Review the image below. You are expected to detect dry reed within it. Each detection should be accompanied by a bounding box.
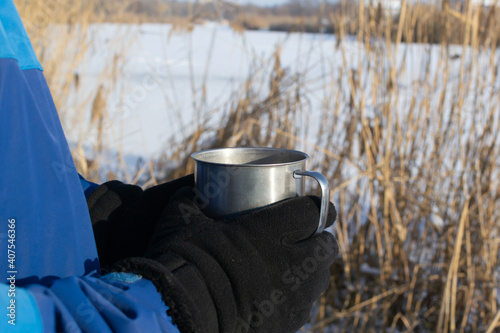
[15,0,500,332]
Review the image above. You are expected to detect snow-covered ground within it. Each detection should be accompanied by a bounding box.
[61,22,345,158]
[58,22,499,163]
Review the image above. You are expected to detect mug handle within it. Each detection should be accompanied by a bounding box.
[293,171,330,234]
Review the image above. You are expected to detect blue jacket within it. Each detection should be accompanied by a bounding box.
[0,1,179,331]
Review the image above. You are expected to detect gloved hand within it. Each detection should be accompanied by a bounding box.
[110,187,338,333]
[87,174,194,268]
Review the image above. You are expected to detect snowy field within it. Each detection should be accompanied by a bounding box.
[62,22,337,157]
[57,22,499,165]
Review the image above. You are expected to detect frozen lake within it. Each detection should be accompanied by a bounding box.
[56,22,499,180]
[61,22,346,158]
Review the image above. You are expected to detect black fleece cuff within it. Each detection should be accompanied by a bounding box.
[110,256,219,333]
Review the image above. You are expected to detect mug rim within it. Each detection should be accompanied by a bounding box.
[191,147,310,167]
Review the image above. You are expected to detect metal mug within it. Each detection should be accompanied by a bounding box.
[191,147,330,233]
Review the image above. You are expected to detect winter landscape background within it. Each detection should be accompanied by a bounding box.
[15,0,500,332]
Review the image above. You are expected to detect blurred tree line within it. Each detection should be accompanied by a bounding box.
[33,0,499,45]
[124,0,340,21]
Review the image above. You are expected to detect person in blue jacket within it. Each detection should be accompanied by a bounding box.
[0,1,338,332]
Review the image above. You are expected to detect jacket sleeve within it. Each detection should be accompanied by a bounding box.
[79,174,99,198]
[0,273,180,333]
[0,0,101,283]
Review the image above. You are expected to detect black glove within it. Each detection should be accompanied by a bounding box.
[87,174,194,268]
[110,187,338,333]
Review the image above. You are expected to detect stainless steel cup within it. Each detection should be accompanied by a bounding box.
[191,147,330,233]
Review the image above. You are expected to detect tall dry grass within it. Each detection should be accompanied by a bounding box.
[15,0,500,332]
[314,1,500,332]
